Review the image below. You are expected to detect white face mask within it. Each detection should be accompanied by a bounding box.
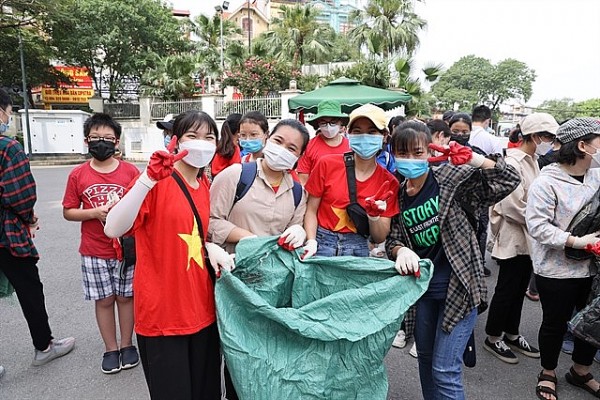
[535,140,553,156]
[262,140,298,171]
[321,124,340,139]
[178,140,216,168]
[591,152,600,169]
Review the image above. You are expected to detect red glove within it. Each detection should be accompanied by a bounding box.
[585,242,600,256]
[364,181,393,218]
[146,137,188,181]
[428,142,473,165]
[277,236,295,251]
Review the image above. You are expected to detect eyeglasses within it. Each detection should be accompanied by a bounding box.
[317,121,339,128]
[88,136,117,143]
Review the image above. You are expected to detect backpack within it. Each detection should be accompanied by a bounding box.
[233,162,302,209]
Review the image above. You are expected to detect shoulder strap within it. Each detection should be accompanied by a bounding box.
[171,172,216,284]
[234,161,258,206]
[343,152,358,203]
[291,181,302,209]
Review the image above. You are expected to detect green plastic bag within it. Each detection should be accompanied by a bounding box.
[0,270,14,298]
[215,237,432,400]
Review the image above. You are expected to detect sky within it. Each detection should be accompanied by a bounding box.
[170,0,600,106]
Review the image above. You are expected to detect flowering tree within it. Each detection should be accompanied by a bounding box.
[224,57,299,97]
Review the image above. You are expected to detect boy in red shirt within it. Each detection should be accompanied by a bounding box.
[62,113,140,374]
[297,100,350,185]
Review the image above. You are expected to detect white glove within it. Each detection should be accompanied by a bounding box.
[394,247,421,275]
[301,239,318,260]
[137,169,157,190]
[467,153,486,168]
[279,225,307,249]
[572,232,600,249]
[205,242,236,273]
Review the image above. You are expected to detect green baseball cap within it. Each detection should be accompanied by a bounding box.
[306,100,348,128]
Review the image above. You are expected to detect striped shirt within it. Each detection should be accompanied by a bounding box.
[0,137,38,258]
[386,156,520,332]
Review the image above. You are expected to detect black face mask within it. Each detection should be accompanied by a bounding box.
[450,134,470,146]
[88,140,116,161]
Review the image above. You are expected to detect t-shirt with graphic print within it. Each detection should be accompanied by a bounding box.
[402,170,451,299]
[305,154,399,233]
[62,160,140,259]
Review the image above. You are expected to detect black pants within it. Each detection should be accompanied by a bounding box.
[0,248,53,350]
[536,275,596,370]
[485,255,532,337]
[138,323,221,400]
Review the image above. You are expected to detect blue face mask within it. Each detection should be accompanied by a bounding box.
[349,134,383,159]
[0,115,11,135]
[394,158,429,179]
[240,139,264,154]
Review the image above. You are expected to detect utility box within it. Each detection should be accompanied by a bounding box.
[19,109,90,155]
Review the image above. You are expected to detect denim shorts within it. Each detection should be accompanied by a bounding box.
[315,226,369,257]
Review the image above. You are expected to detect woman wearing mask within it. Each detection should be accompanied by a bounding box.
[526,118,600,400]
[238,111,268,163]
[209,119,310,254]
[297,100,350,185]
[387,121,519,400]
[302,104,400,259]
[104,110,235,400]
[483,113,558,366]
[211,113,242,178]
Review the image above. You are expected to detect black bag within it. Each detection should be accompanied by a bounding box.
[344,152,370,238]
[121,236,136,267]
[565,187,600,260]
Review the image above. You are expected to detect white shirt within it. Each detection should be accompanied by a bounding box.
[468,125,505,155]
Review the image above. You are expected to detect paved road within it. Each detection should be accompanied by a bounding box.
[0,165,596,399]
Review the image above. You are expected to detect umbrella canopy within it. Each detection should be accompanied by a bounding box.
[288,77,412,114]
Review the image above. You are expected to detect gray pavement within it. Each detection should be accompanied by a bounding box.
[0,164,597,399]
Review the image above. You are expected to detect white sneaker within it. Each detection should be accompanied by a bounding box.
[409,342,418,358]
[32,337,75,366]
[392,330,407,348]
[0,365,5,379]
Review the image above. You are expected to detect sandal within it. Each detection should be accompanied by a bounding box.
[526,290,540,301]
[536,370,558,400]
[565,366,600,398]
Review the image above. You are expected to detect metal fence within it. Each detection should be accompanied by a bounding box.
[150,99,203,120]
[104,102,140,119]
[215,97,281,120]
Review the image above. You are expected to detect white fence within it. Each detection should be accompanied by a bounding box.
[150,99,203,120]
[215,97,281,120]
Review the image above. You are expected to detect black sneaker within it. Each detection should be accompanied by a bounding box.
[484,338,518,364]
[120,346,140,370]
[505,335,540,358]
[101,350,121,374]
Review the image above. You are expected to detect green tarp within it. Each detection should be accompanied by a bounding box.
[216,237,431,400]
[0,270,14,298]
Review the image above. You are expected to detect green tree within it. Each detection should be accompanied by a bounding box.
[49,0,189,101]
[140,54,201,100]
[263,4,334,68]
[328,59,391,89]
[192,13,242,75]
[223,57,298,97]
[349,0,427,59]
[0,0,62,30]
[575,98,600,118]
[394,57,443,117]
[535,98,577,122]
[431,55,536,112]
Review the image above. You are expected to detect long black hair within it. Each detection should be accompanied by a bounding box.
[172,110,219,141]
[216,113,242,159]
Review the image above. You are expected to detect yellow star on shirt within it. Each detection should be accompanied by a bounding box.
[178,217,205,271]
[332,206,357,233]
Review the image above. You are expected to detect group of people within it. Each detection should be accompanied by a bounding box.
[2,83,600,400]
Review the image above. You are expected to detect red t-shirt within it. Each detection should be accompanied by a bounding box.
[296,134,350,174]
[211,146,241,177]
[305,154,400,233]
[62,160,140,258]
[131,171,215,336]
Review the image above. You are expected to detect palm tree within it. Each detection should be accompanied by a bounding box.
[141,54,201,100]
[394,57,443,117]
[192,13,242,75]
[262,4,334,68]
[349,0,427,59]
